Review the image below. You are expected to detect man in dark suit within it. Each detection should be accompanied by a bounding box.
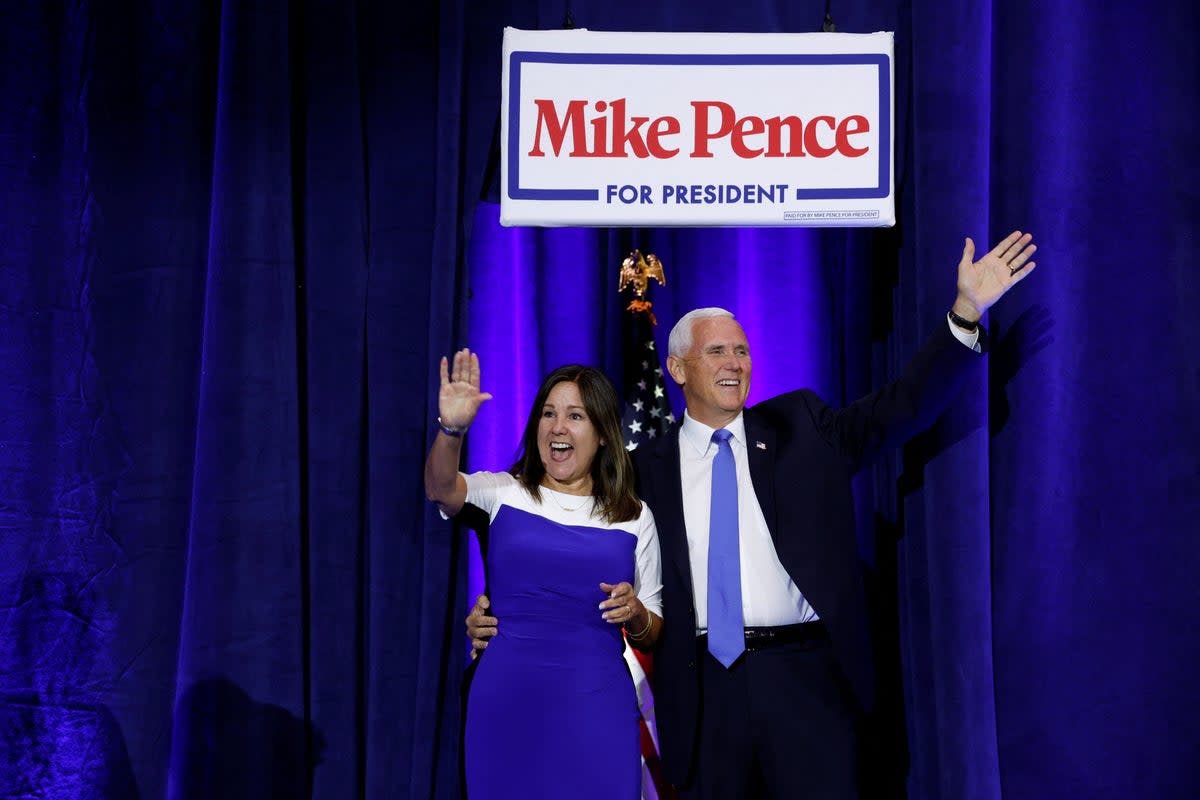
[468,231,1037,798]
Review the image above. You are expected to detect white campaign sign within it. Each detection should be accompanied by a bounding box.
[500,28,894,228]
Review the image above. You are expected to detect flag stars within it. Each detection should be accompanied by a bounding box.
[624,328,675,445]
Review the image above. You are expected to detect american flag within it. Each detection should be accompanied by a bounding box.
[620,304,675,451]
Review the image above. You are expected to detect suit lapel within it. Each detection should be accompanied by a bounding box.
[744,410,778,538]
[651,428,694,603]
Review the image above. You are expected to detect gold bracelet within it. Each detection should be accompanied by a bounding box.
[626,611,652,640]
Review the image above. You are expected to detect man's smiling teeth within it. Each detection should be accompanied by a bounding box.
[717,379,739,386]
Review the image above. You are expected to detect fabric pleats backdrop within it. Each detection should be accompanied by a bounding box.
[1,1,1197,799]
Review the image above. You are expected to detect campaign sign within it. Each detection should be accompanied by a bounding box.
[500,28,894,227]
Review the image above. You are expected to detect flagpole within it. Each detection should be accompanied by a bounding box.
[617,249,677,800]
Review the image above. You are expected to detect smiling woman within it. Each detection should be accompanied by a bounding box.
[509,364,640,521]
[423,351,663,800]
[536,382,603,494]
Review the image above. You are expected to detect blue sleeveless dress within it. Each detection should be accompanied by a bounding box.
[464,489,647,799]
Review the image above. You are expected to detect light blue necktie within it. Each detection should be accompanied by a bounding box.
[707,428,744,667]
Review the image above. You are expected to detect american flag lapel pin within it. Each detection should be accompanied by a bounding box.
[755,441,766,450]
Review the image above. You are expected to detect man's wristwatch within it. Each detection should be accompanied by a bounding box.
[948,309,979,332]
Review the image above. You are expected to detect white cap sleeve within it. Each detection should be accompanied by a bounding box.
[632,502,663,619]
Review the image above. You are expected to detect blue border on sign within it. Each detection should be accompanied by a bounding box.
[507,51,892,202]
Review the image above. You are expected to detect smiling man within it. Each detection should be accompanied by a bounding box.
[634,231,1036,799]
[666,314,752,425]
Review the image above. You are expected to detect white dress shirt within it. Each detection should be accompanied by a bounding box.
[681,316,979,631]
[679,411,818,630]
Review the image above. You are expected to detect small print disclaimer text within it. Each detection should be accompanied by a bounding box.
[783,210,881,221]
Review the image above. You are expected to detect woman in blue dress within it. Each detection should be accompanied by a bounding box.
[425,348,663,800]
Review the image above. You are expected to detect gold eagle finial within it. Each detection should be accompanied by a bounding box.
[618,250,666,323]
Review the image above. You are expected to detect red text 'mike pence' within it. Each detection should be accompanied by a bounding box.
[526,99,872,160]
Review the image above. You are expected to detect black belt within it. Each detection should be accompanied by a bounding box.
[697,621,828,652]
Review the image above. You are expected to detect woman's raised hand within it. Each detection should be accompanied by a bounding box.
[439,348,493,432]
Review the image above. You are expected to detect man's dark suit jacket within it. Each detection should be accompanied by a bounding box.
[633,325,982,787]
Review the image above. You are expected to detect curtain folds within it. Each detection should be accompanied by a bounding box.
[1,1,1196,798]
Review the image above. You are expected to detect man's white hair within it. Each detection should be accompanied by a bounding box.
[668,307,736,357]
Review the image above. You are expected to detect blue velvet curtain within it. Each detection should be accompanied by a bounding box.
[2,1,1197,799]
